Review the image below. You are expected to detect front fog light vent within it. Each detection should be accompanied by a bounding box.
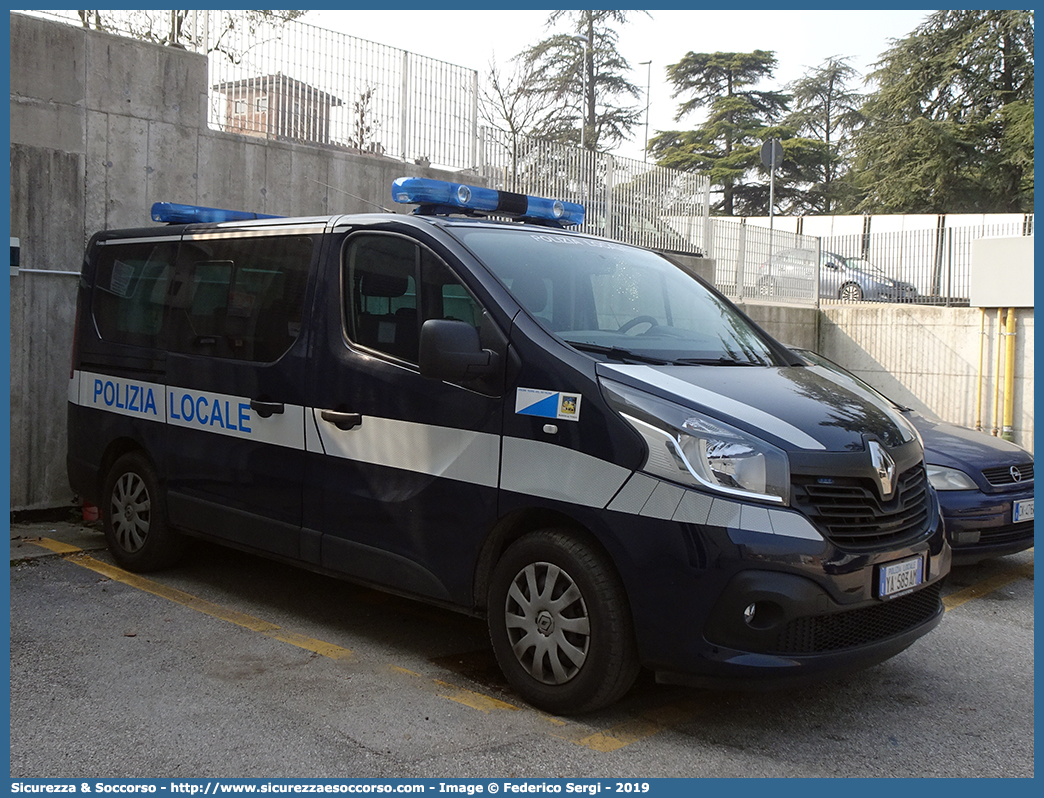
[742,600,784,630]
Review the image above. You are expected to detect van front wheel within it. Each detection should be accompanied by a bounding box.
[487,530,639,714]
[102,452,184,572]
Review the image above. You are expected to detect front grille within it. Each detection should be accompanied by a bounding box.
[792,465,931,549]
[772,582,942,654]
[982,463,1034,487]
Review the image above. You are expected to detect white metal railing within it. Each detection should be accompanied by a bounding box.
[822,222,1033,305]
[36,7,1024,306]
[478,128,711,255]
[201,13,478,169]
[28,10,479,170]
[705,216,1033,307]
[707,219,821,305]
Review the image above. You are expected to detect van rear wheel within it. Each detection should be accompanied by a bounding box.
[487,530,639,714]
[102,452,184,572]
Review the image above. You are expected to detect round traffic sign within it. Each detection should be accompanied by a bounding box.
[760,138,784,169]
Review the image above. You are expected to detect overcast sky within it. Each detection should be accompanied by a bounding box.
[304,8,934,161]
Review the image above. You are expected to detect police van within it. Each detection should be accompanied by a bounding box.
[68,177,950,713]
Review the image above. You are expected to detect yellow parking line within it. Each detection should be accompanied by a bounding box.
[35,534,1031,752]
[30,538,354,660]
[433,679,520,714]
[554,700,705,752]
[29,537,82,556]
[943,561,1034,612]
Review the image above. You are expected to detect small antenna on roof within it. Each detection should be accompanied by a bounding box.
[314,180,393,213]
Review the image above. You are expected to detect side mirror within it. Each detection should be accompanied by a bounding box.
[419,319,500,382]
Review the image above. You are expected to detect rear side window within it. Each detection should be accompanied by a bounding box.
[92,234,314,362]
[169,235,313,362]
[92,240,179,349]
[344,233,483,364]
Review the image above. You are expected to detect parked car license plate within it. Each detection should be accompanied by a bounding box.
[1013,498,1034,523]
[878,555,924,599]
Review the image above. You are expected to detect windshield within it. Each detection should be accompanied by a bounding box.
[451,227,782,365]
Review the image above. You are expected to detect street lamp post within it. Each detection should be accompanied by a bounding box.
[638,60,651,162]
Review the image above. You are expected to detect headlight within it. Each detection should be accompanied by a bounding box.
[926,464,978,491]
[602,379,790,504]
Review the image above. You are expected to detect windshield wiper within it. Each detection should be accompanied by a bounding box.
[672,356,762,366]
[564,341,671,365]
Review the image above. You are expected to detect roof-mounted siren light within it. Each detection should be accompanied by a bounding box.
[391,177,584,227]
[151,202,284,225]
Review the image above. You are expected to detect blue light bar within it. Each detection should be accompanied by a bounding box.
[151,202,283,224]
[391,177,585,226]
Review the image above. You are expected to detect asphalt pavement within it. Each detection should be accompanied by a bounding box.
[9,512,1035,778]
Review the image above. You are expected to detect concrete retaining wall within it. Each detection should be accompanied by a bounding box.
[7,14,466,510]
[7,13,1035,510]
[819,305,1034,452]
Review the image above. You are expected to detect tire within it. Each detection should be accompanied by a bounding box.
[757,277,777,297]
[101,452,184,572]
[840,282,863,301]
[487,529,640,714]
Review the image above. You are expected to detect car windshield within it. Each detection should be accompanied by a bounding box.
[451,226,782,366]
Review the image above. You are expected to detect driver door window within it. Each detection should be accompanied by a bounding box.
[344,234,483,364]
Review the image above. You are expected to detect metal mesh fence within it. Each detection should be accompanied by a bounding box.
[30,10,479,169]
[707,217,1034,307]
[478,128,711,255]
[707,220,822,304]
[821,222,1033,305]
[202,14,478,169]
[27,10,1030,306]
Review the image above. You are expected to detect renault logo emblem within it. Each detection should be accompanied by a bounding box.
[868,441,898,500]
[1010,465,1023,483]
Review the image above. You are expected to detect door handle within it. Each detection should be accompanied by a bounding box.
[249,399,285,419]
[321,410,363,431]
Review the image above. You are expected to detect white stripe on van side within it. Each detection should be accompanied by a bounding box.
[78,371,166,423]
[314,411,500,488]
[166,386,306,450]
[69,370,823,540]
[600,364,827,451]
[183,226,327,240]
[500,437,630,508]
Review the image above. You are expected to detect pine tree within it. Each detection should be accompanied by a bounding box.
[785,57,865,214]
[651,51,789,215]
[852,10,1034,213]
[519,10,646,151]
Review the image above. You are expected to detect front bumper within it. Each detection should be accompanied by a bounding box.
[656,565,946,689]
[940,487,1035,565]
[600,476,950,688]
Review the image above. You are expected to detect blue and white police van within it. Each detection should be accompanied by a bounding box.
[67,177,950,713]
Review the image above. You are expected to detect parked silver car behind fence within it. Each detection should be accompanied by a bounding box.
[758,249,919,302]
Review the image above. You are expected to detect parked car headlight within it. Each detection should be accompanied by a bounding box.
[601,378,790,504]
[926,464,978,491]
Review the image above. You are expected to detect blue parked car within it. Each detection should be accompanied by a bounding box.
[792,348,1034,565]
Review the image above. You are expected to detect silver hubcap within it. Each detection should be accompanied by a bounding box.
[111,472,150,553]
[504,561,590,685]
